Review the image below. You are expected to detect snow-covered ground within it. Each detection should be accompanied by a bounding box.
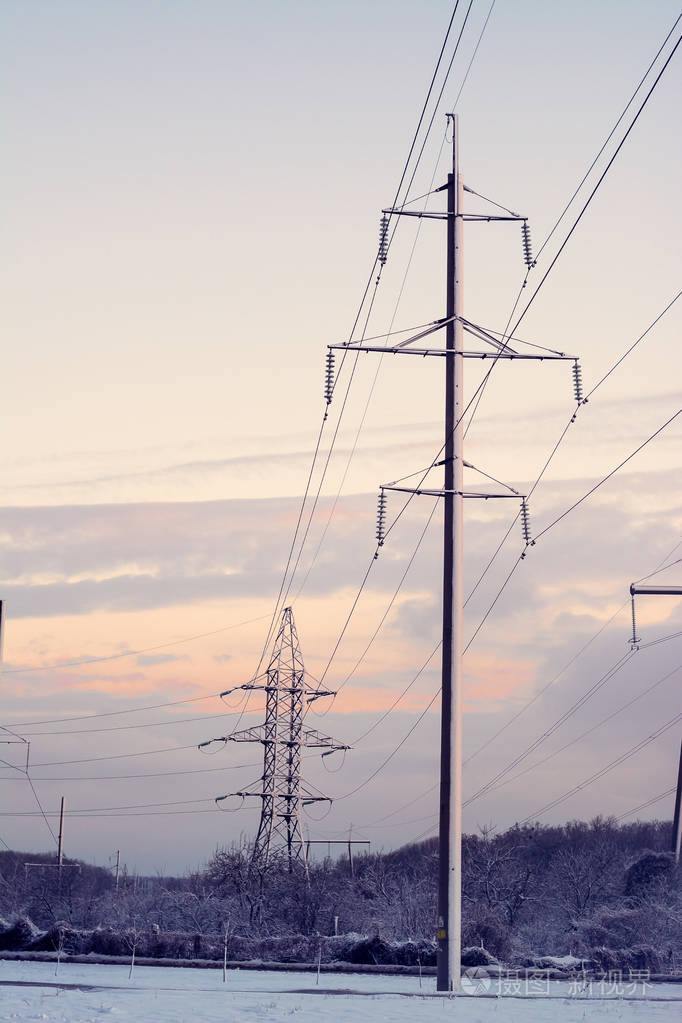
[0,960,680,1023]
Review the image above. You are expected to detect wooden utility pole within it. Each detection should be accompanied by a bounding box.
[436,112,463,994]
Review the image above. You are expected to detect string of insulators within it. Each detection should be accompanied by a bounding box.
[378,214,389,266]
[375,489,387,553]
[521,220,535,270]
[572,360,583,403]
[630,595,640,648]
[520,498,532,545]
[324,350,335,405]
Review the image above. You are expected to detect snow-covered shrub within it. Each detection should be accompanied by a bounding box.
[29,921,89,954]
[461,946,498,967]
[624,852,673,897]
[0,915,41,951]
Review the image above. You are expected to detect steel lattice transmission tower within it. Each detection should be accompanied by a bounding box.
[209,607,348,870]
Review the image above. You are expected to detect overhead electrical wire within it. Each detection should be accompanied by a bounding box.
[14,709,256,739]
[461,24,682,435]
[0,743,201,770]
[288,1,485,609]
[293,0,495,610]
[460,405,681,672]
[24,12,678,838]
[1,808,220,820]
[533,10,682,268]
[639,629,682,651]
[533,408,681,543]
[2,795,217,816]
[584,292,680,401]
[340,502,440,701]
[615,788,676,823]
[352,641,441,746]
[462,650,637,808]
[333,686,442,802]
[463,602,628,766]
[237,0,478,696]
[460,294,681,630]
[353,537,681,828]
[255,1,495,702]
[25,773,58,846]
[5,693,224,729]
[317,407,679,817]
[0,761,264,783]
[3,614,272,676]
[320,393,680,829]
[319,415,678,838]
[519,710,682,824]
[479,662,682,799]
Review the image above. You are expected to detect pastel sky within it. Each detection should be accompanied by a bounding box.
[1,0,680,874]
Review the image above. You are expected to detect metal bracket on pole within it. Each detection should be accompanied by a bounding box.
[628,583,682,646]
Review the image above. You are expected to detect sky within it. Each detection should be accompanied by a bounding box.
[1,0,681,875]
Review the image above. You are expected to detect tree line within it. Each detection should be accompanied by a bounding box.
[0,816,679,971]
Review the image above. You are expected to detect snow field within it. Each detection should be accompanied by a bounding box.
[0,960,680,1023]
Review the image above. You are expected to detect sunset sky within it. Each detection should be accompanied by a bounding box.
[1,0,681,874]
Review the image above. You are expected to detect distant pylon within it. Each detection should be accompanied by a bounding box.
[208,607,349,871]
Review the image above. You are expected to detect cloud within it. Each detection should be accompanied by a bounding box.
[213,653,232,664]
[136,652,185,666]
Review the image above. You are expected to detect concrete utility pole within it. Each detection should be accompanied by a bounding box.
[57,796,65,868]
[436,112,464,994]
[673,740,682,863]
[628,582,682,860]
[327,116,576,995]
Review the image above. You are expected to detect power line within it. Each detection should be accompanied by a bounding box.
[481,663,682,799]
[251,0,477,669]
[463,601,628,766]
[533,11,682,267]
[25,775,58,846]
[1,808,220,819]
[330,501,440,707]
[334,687,441,802]
[0,743,200,770]
[461,22,682,436]
[462,651,636,808]
[460,295,682,634]
[361,539,681,829]
[458,407,681,671]
[352,641,441,745]
[616,787,676,823]
[14,709,253,738]
[519,711,682,824]
[533,408,681,543]
[0,761,264,782]
[285,4,497,683]
[509,28,682,339]
[3,614,272,675]
[2,796,215,816]
[584,292,680,401]
[289,2,488,609]
[640,629,682,651]
[4,692,224,728]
